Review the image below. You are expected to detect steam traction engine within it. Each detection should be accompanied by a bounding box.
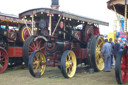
[20,8,109,78]
[0,13,32,73]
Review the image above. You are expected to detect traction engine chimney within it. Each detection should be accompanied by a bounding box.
[51,0,59,10]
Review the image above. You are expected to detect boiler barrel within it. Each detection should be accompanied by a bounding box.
[44,40,70,54]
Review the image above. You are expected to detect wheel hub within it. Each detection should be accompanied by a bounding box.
[66,60,73,68]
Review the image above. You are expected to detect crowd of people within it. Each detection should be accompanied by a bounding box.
[101,38,120,72]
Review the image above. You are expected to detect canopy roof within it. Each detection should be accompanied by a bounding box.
[107,0,128,17]
[19,8,109,26]
[0,12,31,25]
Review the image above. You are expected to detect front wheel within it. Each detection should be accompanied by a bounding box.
[61,50,77,78]
[28,51,46,78]
[115,49,128,84]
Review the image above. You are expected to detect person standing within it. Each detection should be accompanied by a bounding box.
[108,38,115,66]
[113,39,120,61]
[102,39,112,72]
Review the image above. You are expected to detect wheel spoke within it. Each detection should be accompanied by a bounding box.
[29,46,35,51]
[68,67,71,73]
[39,47,44,50]
[67,54,70,60]
[35,41,39,50]
[31,41,36,50]
[37,41,41,49]
[65,67,68,73]
[99,42,103,47]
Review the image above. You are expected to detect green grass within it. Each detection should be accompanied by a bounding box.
[0,66,128,85]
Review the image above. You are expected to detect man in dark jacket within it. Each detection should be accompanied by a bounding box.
[113,39,120,61]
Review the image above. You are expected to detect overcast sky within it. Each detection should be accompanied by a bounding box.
[0,0,116,34]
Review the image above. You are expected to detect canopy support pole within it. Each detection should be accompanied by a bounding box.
[124,0,127,33]
[113,5,122,32]
[23,18,31,36]
[31,15,34,35]
[48,15,52,36]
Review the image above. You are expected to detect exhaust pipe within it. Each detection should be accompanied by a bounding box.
[51,0,59,10]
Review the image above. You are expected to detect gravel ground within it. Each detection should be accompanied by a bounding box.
[0,66,128,85]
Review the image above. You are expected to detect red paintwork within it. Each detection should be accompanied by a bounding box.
[72,43,81,48]
[72,30,81,41]
[84,25,94,43]
[46,52,61,66]
[94,27,99,35]
[72,48,88,59]
[63,41,71,50]
[7,47,22,57]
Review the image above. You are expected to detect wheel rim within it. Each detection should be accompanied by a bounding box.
[95,37,104,71]
[21,26,32,42]
[120,51,127,83]
[29,38,45,58]
[65,51,76,78]
[0,48,8,73]
[32,51,46,76]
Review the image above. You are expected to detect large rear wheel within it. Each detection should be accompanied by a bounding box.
[28,51,46,78]
[115,49,128,84]
[87,36,96,66]
[23,36,46,66]
[91,36,105,71]
[0,47,8,73]
[61,50,77,78]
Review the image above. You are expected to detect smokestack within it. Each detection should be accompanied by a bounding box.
[51,0,59,10]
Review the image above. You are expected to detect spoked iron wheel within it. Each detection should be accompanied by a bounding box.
[20,26,32,42]
[0,47,8,73]
[87,36,96,66]
[115,49,128,84]
[61,50,77,78]
[91,36,105,71]
[23,35,46,66]
[28,51,46,78]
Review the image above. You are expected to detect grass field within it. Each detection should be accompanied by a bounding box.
[0,66,128,85]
